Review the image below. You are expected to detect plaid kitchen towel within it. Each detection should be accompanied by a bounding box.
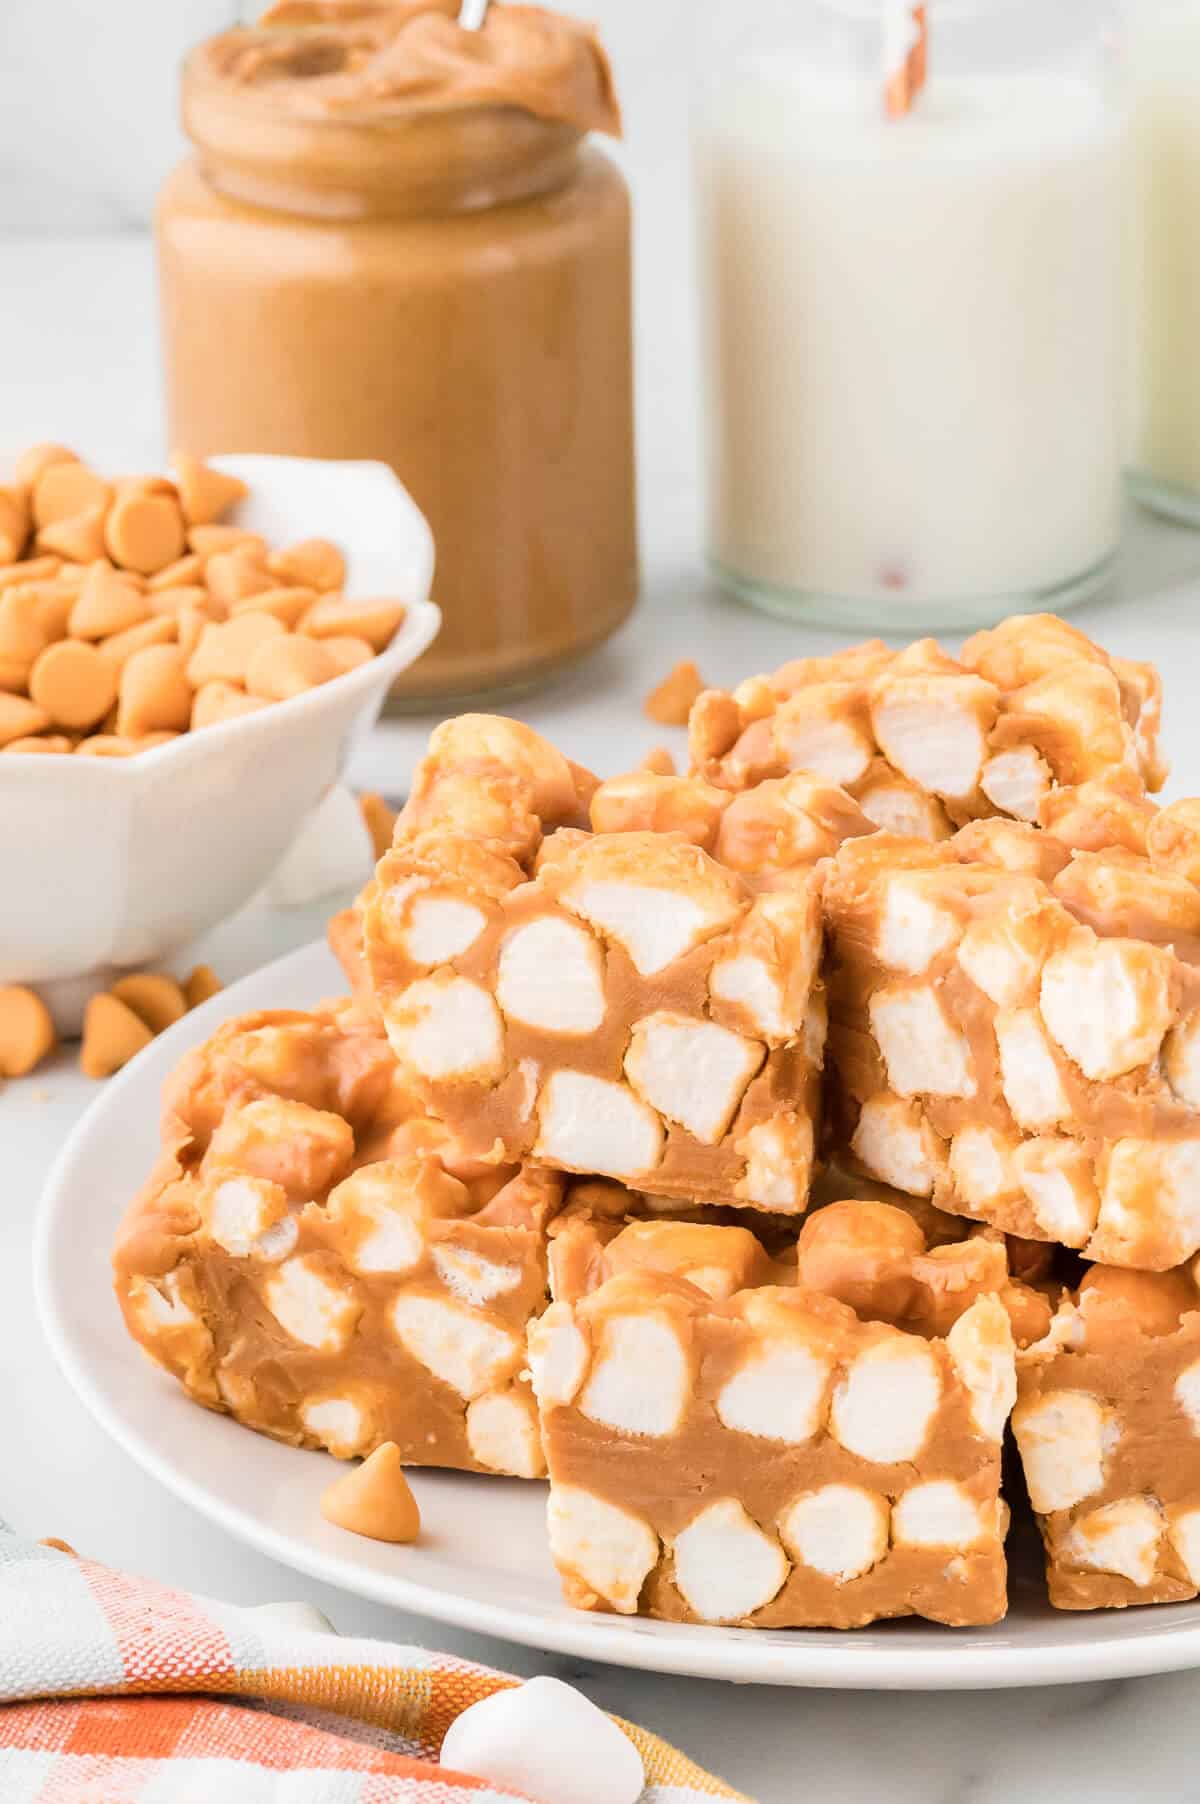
[0,1535,751,1802]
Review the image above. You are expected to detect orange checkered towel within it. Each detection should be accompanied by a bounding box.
[0,1534,752,1801]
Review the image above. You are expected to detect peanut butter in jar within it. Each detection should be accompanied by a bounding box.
[157,1,638,701]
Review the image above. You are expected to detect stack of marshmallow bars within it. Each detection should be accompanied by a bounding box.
[116,614,1200,1629]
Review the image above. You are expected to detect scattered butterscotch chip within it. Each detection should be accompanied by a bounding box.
[0,985,57,1077]
[0,692,51,747]
[245,633,339,700]
[301,596,406,652]
[359,791,397,859]
[110,972,188,1035]
[99,615,177,670]
[80,992,155,1077]
[173,452,250,527]
[105,491,188,576]
[38,503,108,566]
[14,443,78,493]
[269,537,345,593]
[69,564,150,640]
[183,964,223,1009]
[639,744,676,776]
[28,639,118,732]
[322,634,375,676]
[230,585,316,628]
[32,462,112,530]
[320,1443,421,1544]
[117,644,193,737]
[38,1537,78,1557]
[644,659,706,727]
[190,680,269,731]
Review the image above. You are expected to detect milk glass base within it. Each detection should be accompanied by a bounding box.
[709,550,1118,636]
[1127,470,1200,531]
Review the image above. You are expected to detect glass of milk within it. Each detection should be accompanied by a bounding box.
[694,0,1126,630]
[1127,0,1200,526]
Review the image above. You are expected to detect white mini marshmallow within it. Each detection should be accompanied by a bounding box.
[300,1396,366,1459]
[1095,1138,1200,1270]
[1013,1139,1100,1246]
[709,953,788,1043]
[564,878,738,977]
[128,1271,196,1331]
[528,1304,590,1407]
[546,1486,659,1614]
[716,1343,831,1443]
[1168,1507,1200,1586]
[439,1676,644,1804]
[265,1257,358,1353]
[893,1481,987,1550]
[850,1094,942,1197]
[830,1339,942,1465]
[465,1389,545,1479]
[389,975,504,1082]
[779,1484,889,1582]
[1040,939,1174,1083]
[432,1245,522,1307]
[580,1313,689,1438]
[871,678,991,801]
[327,1169,425,1275]
[392,891,488,966]
[994,1009,1071,1131]
[946,1297,1017,1443]
[624,1012,764,1145]
[672,1498,789,1623]
[859,784,948,842]
[878,882,960,975]
[1165,1013,1200,1110]
[207,1175,289,1259]
[390,1294,520,1400]
[869,985,976,1099]
[736,1116,813,1212]
[978,748,1052,823]
[956,911,1048,1010]
[948,1127,1019,1210]
[535,1070,664,1179]
[777,710,873,788]
[1012,1390,1114,1513]
[1065,1496,1163,1588]
[1174,1359,1200,1434]
[496,915,607,1035]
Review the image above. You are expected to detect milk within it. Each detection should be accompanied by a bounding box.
[696,62,1124,627]
[1127,2,1200,520]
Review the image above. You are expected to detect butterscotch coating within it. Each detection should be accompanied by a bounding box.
[823,834,1200,1271]
[689,615,1164,837]
[115,1002,560,1479]
[1014,1265,1200,1609]
[532,1211,1017,1629]
[362,717,850,1213]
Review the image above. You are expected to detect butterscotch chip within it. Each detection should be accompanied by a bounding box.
[0,556,60,589]
[175,604,211,663]
[173,453,250,527]
[300,596,405,652]
[110,972,188,1035]
[230,586,316,628]
[147,553,205,593]
[0,986,56,1077]
[2,735,74,754]
[28,639,118,731]
[188,525,267,560]
[14,443,78,492]
[190,680,269,731]
[80,992,155,1078]
[0,692,49,747]
[99,615,177,670]
[33,463,112,530]
[645,660,706,727]
[147,585,210,617]
[105,492,188,576]
[244,634,338,700]
[38,1538,77,1558]
[134,732,183,752]
[29,580,79,641]
[0,660,31,692]
[269,538,345,593]
[640,745,676,776]
[75,735,138,758]
[319,1443,421,1544]
[0,588,51,668]
[117,645,193,737]
[322,635,375,675]
[38,504,108,566]
[359,791,397,860]
[183,964,223,1008]
[69,564,150,639]
[186,613,285,687]
[206,546,275,610]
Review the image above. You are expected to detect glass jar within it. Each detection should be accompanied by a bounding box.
[1126,0,1200,527]
[694,0,1125,632]
[158,13,638,702]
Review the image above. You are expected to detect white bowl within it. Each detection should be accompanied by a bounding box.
[1,455,439,1009]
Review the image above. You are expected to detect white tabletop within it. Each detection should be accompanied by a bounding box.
[6,235,1200,1803]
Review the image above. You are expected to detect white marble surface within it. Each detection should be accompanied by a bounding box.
[5,233,1200,1803]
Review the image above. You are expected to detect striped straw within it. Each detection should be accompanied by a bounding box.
[883,2,928,118]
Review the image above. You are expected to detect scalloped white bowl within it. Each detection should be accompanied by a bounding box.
[2,455,438,1008]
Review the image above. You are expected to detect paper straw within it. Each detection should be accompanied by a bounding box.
[883,2,928,119]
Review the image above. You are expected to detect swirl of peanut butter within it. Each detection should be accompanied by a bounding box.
[195,0,621,136]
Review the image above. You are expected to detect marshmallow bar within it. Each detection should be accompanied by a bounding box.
[1014,1264,1200,1609]
[531,1195,1036,1629]
[114,1003,560,1478]
[823,832,1200,1270]
[361,716,875,1212]
[689,614,1166,838]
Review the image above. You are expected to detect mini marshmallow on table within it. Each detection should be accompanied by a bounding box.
[440,1676,644,1804]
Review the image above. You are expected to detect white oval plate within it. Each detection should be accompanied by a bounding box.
[34,940,1200,1690]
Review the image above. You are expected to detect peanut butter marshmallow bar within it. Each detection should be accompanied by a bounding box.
[1014,1264,1200,1610]
[689,614,1165,840]
[530,1195,1040,1630]
[114,1004,561,1478]
[361,716,875,1212]
[823,832,1200,1270]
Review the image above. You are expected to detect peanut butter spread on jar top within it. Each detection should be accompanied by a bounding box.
[159,1,638,701]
